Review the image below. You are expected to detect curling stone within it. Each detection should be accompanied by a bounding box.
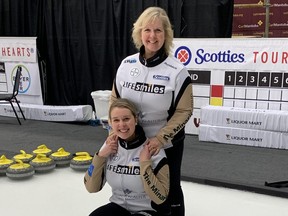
[50,147,72,166]
[13,150,34,163]
[0,155,14,176]
[32,144,52,156]
[30,154,56,173]
[6,159,35,179]
[70,152,92,171]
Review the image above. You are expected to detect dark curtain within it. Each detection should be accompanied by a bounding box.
[0,0,40,36]
[0,0,234,107]
[43,1,119,105]
[181,0,234,37]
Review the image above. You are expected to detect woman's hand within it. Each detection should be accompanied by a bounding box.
[140,144,153,161]
[98,134,118,157]
[147,137,163,156]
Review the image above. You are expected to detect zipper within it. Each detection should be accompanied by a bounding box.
[122,148,129,210]
[139,58,148,119]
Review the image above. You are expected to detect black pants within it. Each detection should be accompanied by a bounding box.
[164,138,185,216]
[89,202,162,216]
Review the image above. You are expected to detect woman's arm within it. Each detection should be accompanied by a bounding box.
[84,153,106,193]
[156,80,193,145]
[84,136,118,192]
[140,145,170,204]
[140,160,169,204]
[148,78,193,153]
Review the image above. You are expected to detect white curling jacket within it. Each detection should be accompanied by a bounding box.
[111,46,193,147]
[84,125,169,213]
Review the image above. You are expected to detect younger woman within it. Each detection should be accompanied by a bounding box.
[84,98,170,216]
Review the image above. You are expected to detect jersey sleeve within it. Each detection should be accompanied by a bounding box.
[84,153,106,193]
[156,68,193,145]
[140,158,170,204]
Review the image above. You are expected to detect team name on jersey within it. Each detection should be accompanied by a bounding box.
[122,81,165,94]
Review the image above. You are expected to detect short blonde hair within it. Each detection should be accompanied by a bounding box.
[132,7,174,55]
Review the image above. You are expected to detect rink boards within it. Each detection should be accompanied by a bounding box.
[199,106,288,149]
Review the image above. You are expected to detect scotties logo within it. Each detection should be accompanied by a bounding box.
[174,46,192,66]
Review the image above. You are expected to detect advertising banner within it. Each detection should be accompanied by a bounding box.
[233,0,288,37]
[0,37,43,105]
[0,37,37,62]
[201,105,288,132]
[199,124,287,149]
[172,38,288,135]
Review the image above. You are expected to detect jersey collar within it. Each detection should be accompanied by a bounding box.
[139,45,168,67]
[119,125,147,149]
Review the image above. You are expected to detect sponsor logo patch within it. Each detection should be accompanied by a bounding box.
[153,75,170,81]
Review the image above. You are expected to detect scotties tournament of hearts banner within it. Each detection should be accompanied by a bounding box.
[0,37,43,105]
[173,38,288,135]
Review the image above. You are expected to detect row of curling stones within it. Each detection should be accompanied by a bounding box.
[0,145,93,179]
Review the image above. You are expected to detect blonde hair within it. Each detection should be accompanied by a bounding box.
[109,98,138,120]
[132,7,174,55]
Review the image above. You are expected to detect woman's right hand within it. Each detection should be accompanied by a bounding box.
[98,134,118,157]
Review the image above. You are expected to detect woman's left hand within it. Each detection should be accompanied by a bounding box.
[139,144,152,161]
[147,137,163,156]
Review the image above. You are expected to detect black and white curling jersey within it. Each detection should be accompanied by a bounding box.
[84,125,169,213]
[111,46,193,147]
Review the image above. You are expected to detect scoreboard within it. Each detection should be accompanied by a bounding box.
[224,71,288,110]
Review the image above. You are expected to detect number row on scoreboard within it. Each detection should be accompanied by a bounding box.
[225,71,288,88]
